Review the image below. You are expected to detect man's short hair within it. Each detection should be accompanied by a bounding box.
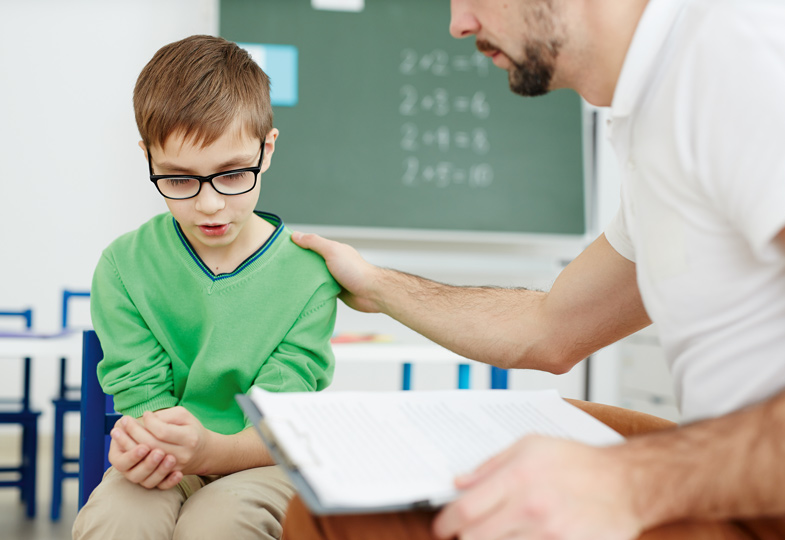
[134,35,272,149]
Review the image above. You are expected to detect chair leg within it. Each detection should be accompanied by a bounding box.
[19,424,29,505]
[51,403,65,521]
[22,420,37,519]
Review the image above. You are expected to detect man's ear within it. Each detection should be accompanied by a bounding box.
[261,128,280,173]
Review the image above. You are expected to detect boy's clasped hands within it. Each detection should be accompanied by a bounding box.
[108,407,211,490]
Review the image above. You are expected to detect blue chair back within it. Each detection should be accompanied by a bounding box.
[61,290,91,330]
[58,289,90,398]
[0,308,33,329]
[77,330,120,508]
[0,309,34,410]
[51,291,91,520]
[0,308,39,518]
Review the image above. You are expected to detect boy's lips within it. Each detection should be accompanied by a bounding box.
[198,223,230,236]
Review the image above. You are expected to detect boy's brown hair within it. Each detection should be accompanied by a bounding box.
[134,35,272,149]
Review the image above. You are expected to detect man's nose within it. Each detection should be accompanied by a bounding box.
[449,0,480,39]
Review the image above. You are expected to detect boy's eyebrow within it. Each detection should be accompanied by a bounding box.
[156,152,259,174]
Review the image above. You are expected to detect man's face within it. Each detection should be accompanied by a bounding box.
[450,0,565,97]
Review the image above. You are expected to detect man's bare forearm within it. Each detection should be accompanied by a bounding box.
[292,231,650,373]
[618,389,785,528]
[367,235,651,372]
[374,268,554,369]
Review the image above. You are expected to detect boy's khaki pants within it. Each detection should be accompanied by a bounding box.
[282,400,785,540]
[73,464,293,540]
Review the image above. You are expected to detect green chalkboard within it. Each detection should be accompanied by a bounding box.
[220,0,586,236]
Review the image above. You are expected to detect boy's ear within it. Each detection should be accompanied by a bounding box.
[261,128,280,173]
[138,140,148,161]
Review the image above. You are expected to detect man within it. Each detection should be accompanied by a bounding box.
[286,0,785,538]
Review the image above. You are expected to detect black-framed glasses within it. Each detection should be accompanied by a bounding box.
[148,144,265,200]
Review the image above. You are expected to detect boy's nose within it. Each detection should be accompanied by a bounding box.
[449,0,480,39]
[194,182,226,214]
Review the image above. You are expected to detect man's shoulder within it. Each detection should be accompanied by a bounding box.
[663,0,785,115]
[684,0,785,42]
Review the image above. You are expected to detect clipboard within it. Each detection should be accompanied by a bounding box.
[236,393,439,515]
[237,388,622,516]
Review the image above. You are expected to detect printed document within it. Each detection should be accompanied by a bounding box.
[245,388,623,512]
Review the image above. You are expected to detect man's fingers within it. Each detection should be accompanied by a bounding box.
[452,499,527,540]
[291,231,332,256]
[292,231,383,314]
[433,440,543,539]
[433,471,509,540]
[454,438,521,489]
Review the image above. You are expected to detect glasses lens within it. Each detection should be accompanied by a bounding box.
[213,171,256,195]
[158,177,200,199]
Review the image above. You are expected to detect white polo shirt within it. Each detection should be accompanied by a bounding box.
[604,0,785,423]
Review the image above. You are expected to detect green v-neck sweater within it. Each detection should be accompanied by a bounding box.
[91,211,340,435]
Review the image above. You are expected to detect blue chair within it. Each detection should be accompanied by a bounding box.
[78,330,120,509]
[0,308,41,518]
[51,289,90,520]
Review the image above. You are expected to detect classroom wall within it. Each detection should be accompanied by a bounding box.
[0,0,219,434]
[0,0,632,435]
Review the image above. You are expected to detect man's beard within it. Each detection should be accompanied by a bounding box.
[508,41,559,97]
[478,37,562,97]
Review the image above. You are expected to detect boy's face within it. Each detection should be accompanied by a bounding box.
[143,127,278,259]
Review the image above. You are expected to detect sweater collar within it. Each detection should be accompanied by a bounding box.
[172,211,285,282]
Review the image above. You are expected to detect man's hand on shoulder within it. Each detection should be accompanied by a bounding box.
[291,231,387,313]
[432,436,642,540]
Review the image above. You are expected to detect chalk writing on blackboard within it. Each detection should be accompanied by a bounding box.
[399,49,495,189]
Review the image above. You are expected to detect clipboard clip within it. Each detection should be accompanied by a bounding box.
[258,418,322,472]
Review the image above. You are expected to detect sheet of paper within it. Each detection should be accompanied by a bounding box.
[250,388,622,509]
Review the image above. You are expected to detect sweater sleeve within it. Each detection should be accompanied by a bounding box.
[245,280,339,401]
[91,250,180,417]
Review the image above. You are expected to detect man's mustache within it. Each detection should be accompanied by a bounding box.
[476,39,500,55]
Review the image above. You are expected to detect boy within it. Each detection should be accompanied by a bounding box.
[72,35,340,539]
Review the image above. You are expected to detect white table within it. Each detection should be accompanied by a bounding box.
[0,330,83,359]
[331,340,508,390]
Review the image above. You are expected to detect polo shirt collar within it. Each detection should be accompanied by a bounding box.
[611,0,689,118]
